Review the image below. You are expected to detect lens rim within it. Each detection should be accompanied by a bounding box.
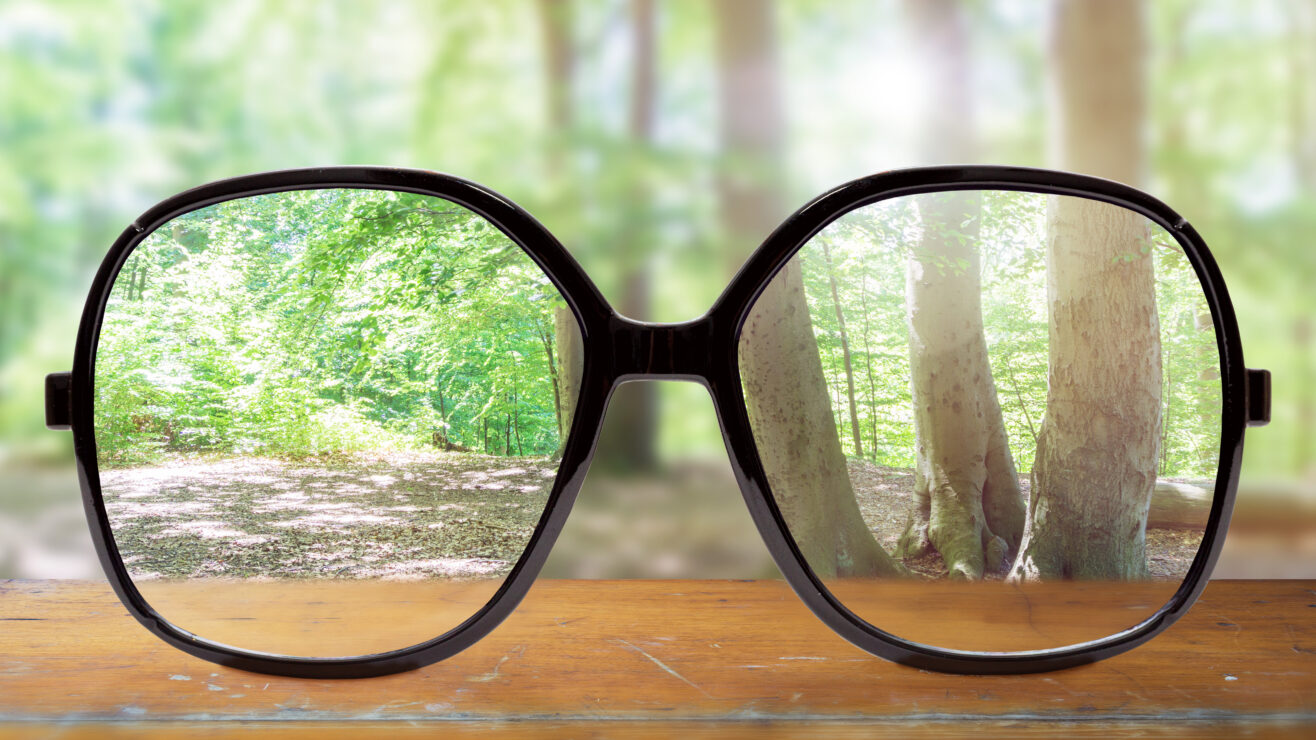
[715,166,1247,674]
[70,168,611,677]
[65,165,1250,677]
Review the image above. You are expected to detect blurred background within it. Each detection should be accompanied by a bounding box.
[0,0,1312,580]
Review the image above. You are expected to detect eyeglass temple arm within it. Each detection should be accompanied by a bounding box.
[1245,368,1271,427]
[45,372,72,431]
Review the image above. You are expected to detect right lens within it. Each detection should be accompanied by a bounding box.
[93,188,583,658]
[738,189,1222,652]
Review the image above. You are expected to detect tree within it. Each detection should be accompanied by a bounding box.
[1012,0,1162,580]
[594,0,659,470]
[717,0,905,578]
[894,0,1026,580]
[820,240,864,459]
[536,0,585,453]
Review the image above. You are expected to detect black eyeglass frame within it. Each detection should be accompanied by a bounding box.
[46,165,1270,678]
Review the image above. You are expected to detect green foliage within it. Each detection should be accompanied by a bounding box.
[94,190,571,466]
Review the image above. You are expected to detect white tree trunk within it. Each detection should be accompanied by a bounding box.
[896,0,1025,579]
[1013,0,1161,580]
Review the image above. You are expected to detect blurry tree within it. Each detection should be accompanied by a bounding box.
[536,0,585,449]
[594,0,659,470]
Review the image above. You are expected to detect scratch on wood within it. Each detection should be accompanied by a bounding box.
[1168,685,1200,703]
[467,646,524,683]
[613,638,711,698]
[1042,677,1084,698]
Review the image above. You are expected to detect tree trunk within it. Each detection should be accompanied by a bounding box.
[739,261,905,578]
[554,305,584,451]
[713,0,785,273]
[821,240,864,459]
[895,0,1025,579]
[717,0,904,578]
[537,0,574,169]
[858,249,880,462]
[537,0,586,458]
[538,322,564,439]
[895,192,1025,579]
[1290,0,1316,194]
[1013,0,1161,580]
[437,388,448,448]
[124,264,139,302]
[512,386,524,456]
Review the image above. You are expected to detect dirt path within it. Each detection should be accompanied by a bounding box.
[101,452,1200,582]
[102,451,555,581]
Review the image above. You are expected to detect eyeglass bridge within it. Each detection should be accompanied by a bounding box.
[608,316,715,382]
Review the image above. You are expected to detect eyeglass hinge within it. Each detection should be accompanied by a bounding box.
[45,372,73,431]
[1245,368,1270,427]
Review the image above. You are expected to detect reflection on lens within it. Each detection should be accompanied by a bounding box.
[739,191,1221,652]
[94,189,582,658]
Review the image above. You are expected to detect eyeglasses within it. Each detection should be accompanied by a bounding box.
[46,165,1268,678]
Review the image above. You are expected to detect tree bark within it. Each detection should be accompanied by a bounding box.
[895,0,1025,579]
[1013,0,1161,581]
[718,0,904,578]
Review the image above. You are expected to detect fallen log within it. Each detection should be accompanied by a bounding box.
[1149,480,1213,530]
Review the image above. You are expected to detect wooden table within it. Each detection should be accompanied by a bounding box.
[1,579,1313,737]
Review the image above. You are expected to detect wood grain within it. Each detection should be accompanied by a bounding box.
[0,579,1312,725]
[0,721,1312,739]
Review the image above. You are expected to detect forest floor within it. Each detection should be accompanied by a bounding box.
[847,459,1204,580]
[101,451,555,581]
[100,451,1200,581]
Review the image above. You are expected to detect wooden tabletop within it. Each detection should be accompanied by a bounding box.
[1,578,1313,735]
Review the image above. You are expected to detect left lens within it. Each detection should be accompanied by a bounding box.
[93,188,583,658]
[737,189,1222,652]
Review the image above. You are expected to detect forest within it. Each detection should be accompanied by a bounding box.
[1,0,1309,598]
[96,189,577,465]
[764,189,1220,583]
[799,193,1218,479]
